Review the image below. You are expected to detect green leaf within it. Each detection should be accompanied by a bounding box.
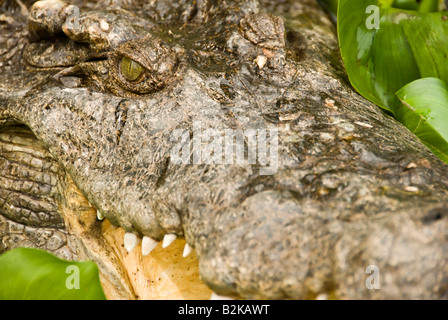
[401,15,448,83]
[325,0,443,14]
[0,248,106,300]
[418,0,439,13]
[338,0,448,114]
[396,77,448,163]
[393,0,419,10]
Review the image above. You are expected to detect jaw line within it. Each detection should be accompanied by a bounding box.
[59,172,213,300]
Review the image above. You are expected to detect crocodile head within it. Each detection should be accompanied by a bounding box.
[1,0,448,299]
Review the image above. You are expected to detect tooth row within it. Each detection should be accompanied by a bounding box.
[123,232,193,257]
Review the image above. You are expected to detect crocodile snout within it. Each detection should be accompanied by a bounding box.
[195,190,448,299]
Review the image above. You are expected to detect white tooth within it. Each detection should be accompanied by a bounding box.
[316,293,329,300]
[162,233,177,248]
[142,236,158,256]
[210,292,234,300]
[96,210,104,221]
[124,232,139,252]
[183,243,193,258]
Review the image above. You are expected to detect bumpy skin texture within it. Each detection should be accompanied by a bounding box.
[0,125,80,259]
[0,0,448,299]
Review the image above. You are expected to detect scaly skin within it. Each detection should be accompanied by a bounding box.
[0,0,447,299]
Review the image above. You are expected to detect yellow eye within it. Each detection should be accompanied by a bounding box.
[120,56,144,82]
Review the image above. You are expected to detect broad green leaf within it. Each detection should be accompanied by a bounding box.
[323,0,443,15]
[393,0,419,10]
[0,248,106,300]
[338,0,448,114]
[396,78,448,163]
[401,16,448,82]
[418,0,440,13]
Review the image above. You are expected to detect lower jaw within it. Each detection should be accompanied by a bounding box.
[100,221,212,299]
[0,124,212,300]
[60,169,213,300]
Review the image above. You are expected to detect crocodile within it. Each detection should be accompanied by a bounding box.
[0,0,447,300]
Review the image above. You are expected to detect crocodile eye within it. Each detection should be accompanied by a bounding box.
[120,56,144,82]
[109,37,182,95]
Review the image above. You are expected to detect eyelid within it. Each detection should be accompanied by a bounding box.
[109,38,182,95]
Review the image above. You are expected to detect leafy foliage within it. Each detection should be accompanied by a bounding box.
[321,0,448,163]
[0,248,106,300]
[396,78,448,163]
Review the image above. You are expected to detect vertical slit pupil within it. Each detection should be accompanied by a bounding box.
[121,56,143,81]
